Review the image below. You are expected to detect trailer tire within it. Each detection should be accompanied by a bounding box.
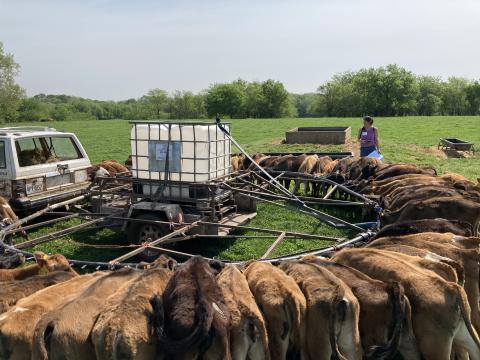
[127,213,170,262]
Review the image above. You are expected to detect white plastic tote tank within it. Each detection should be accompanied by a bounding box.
[130,122,231,186]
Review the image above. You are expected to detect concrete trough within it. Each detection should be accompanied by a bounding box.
[286,126,351,145]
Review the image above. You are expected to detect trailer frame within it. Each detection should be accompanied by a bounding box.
[0,120,379,269]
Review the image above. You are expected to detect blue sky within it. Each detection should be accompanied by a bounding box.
[1,0,479,100]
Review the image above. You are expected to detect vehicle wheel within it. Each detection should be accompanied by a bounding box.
[127,213,170,262]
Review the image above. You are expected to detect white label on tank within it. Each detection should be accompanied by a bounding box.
[155,143,169,160]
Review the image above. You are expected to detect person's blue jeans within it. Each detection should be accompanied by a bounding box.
[360,146,377,157]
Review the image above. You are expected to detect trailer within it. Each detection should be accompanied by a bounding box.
[0,120,379,269]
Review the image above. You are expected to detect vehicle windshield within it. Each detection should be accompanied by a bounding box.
[15,136,83,167]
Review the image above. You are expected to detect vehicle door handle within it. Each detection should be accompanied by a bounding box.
[57,164,69,174]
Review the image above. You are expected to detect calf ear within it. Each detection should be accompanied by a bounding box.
[208,259,225,273]
[167,259,177,271]
[33,251,48,267]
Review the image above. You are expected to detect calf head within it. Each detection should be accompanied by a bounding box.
[361,164,379,180]
[151,254,177,271]
[34,252,75,274]
[208,259,225,274]
[237,154,246,170]
[95,167,110,179]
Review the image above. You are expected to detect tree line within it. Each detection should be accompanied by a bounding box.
[303,64,480,117]
[1,42,480,122]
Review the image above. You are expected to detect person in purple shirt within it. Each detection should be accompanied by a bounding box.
[358,115,380,157]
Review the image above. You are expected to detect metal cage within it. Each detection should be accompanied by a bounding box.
[129,121,232,204]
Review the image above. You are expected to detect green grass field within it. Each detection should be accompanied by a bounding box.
[10,116,480,262]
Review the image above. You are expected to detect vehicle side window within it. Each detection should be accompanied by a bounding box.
[16,136,83,167]
[0,141,5,169]
[16,138,42,167]
[48,137,82,160]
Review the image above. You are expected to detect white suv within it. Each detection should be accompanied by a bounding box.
[0,127,91,213]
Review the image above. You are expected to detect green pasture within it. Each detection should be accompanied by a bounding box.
[10,116,480,262]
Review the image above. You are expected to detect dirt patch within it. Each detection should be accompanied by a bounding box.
[345,139,359,156]
[429,145,476,159]
[271,137,360,156]
[409,145,475,159]
[443,149,476,158]
[404,145,447,159]
[427,146,448,159]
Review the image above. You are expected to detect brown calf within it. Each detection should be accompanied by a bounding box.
[311,156,335,196]
[32,268,141,360]
[150,256,231,360]
[294,155,318,194]
[88,160,129,180]
[348,157,384,181]
[243,261,306,360]
[0,252,75,282]
[383,185,465,211]
[0,271,77,314]
[382,196,480,234]
[0,272,105,360]
[332,248,480,360]
[371,219,474,239]
[92,255,176,360]
[372,177,447,197]
[217,265,269,360]
[373,164,436,181]
[369,234,480,334]
[358,173,433,193]
[366,244,461,284]
[231,154,243,172]
[279,260,362,360]
[302,255,420,360]
[314,156,334,175]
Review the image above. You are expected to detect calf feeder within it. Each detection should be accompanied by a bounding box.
[438,138,475,153]
[0,120,378,269]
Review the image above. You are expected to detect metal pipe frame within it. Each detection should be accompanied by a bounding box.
[0,121,380,270]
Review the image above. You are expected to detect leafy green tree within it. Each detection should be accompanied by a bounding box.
[205,80,246,118]
[353,65,418,116]
[465,81,480,115]
[441,77,470,115]
[417,76,443,115]
[141,88,169,119]
[193,93,207,119]
[169,91,198,119]
[18,98,52,121]
[258,79,291,118]
[245,82,263,118]
[290,93,326,118]
[319,72,361,117]
[286,94,298,117]
[383,64,419,116]
[292,93,318,117]
[306,94,327,117]
[10,63,480,121]
[51,104,70,121]
[0,42,25,122]
[316,65,420,116]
